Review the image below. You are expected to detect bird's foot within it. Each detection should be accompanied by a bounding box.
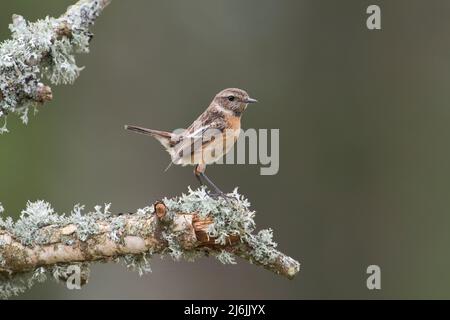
[206,189,234,201]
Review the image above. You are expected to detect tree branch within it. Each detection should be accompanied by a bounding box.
[0,188,300,299]
[0,0,111,132]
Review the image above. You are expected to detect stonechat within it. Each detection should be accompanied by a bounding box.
[125,88,257,196]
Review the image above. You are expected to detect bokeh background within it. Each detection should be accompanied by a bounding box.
[1,0,450,299]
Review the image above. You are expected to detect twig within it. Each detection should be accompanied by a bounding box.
[0,0,111,132]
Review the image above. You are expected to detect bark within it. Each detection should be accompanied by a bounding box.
[0,201,300,280]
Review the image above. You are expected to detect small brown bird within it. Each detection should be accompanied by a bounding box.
[125,88,257,196]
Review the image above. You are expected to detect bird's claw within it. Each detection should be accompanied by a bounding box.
[206,189,234,201]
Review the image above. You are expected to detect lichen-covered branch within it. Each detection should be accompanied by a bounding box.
[0,0,111,133]
[0,188,300,299]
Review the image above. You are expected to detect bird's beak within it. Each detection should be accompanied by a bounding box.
[245,97,258,104]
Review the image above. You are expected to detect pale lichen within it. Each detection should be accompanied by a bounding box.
[215,250,237,265]
[119,251,153,276]
[0,263,89,299]
[161,230,184,261]
[244,228,279,266]
[164,187,256,247]
[109,215,127,244]
[0,267,47,299]
[0,0,110,133]
[161,187,280,268]
[68,203,111,241]
[12,200,63,245]
[0,187,289,299]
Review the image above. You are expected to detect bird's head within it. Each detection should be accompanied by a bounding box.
[214,88,257,116]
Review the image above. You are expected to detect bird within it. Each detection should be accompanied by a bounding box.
[125,88,258,196]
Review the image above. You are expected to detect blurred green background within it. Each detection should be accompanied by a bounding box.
[1,0,450,299]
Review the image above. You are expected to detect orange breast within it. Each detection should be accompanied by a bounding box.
[224,115,241,149]
[226,115,241,131]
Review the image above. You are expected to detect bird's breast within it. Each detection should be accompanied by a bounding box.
[226,115,241,132]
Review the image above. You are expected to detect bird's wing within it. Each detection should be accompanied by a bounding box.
[171,119,226,164]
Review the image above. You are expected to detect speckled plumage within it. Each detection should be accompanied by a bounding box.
[125,88,257,194]
[126,88,257,169]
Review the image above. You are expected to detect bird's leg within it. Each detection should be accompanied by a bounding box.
[195,174,204,187]
[194,165,205,187]
[200,172,227,197]
[194,164,228,198]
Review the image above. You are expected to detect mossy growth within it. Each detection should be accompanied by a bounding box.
[163,187,279,266]
[0,0,105,133]
[0,187,279,299]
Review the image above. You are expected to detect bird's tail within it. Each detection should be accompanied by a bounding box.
[125,125,174,152]
[125,125,171,138]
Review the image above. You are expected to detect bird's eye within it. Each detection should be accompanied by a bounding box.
[228,96,235,102]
